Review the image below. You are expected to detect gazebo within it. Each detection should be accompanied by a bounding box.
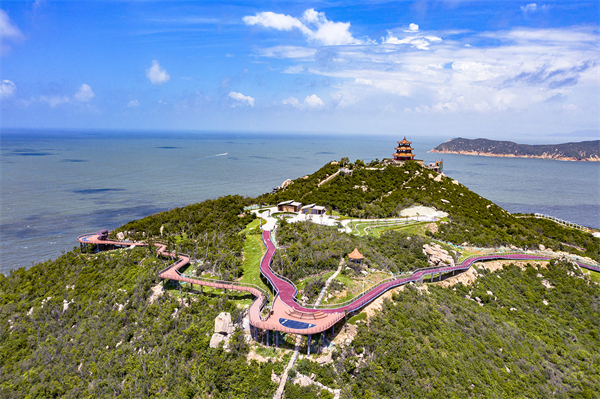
[348,248,364,264]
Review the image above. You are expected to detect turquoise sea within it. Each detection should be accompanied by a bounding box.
[1,129,599,274]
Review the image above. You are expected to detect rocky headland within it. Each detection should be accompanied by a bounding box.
[431,137,600,161]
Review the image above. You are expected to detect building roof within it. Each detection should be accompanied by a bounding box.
[290,201,302,207]
[277,200,294,206]
[398,137,412,144]
[348,247,364,260]
[394,146,414,151]
[312,206,326,211]
[301,204,316,210]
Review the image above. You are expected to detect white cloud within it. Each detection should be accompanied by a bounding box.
[520,3,537,15]
[303,94,324,108]
[243,11,305,31]
[355,78,373,85]
[228,91,255,107]
[0,79,16,98]
[74,84,94,102]
[407,23,419,32]
[40,95,70,107]
[127,100,140,107]
[282,96,301,107]
[146,60,170,85]
[281,94,324,108]
[0,10,24,41]
[244,9,359,46]
[383,30,442,50]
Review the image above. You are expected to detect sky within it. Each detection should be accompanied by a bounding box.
[1,0,599,142]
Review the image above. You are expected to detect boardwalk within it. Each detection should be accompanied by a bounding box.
[78,228,600,335]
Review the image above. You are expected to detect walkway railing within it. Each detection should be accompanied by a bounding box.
[534,213,591,232]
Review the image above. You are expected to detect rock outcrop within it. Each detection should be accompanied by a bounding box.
[422,244,455,267]
[210,312,235,349]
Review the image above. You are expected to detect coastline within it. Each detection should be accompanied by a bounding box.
[429,149,600,162]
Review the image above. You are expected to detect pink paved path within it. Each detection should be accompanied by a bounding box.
[78,230,600,335]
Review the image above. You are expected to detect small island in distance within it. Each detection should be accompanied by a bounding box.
[431,137,600,161]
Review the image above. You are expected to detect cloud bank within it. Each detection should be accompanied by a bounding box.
[244,9,359,46]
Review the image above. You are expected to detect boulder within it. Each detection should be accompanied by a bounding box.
[242,317,250,332]
[214,312,235,334]
[422,244,454,267]
[281,179,293,189]
[209,333,228,349]
[116,231,125,240]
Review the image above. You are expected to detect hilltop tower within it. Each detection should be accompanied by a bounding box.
[394,137,415,161]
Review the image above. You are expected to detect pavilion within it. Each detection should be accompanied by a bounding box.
[348,248,364,265]
[393,137,415,161]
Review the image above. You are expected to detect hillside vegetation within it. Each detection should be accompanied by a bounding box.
[260,161,599,262]
[1,160,598,398]
[431,137,600,161]
[336,259,600,398]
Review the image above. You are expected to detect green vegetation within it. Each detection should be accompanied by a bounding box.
[240,232,269,293]
[261,161,599,262]
[114,195,256,280]
[1,159,599,398]
[432,137,600,161]
[295,358,338,388]
[0,249,278,398]
[336,259,600,398]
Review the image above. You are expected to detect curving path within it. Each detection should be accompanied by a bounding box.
[79,229,600,335]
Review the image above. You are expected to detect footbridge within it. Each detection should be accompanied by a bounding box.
[78,228,600,336]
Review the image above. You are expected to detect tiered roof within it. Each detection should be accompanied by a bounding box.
[394,136,415,160]
[348,247,364,260]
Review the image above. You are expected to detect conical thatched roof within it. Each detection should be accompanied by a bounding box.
[348,247,364,260]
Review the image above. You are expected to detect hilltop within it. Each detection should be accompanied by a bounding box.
[1,159,599,398]
[431,138,600,161]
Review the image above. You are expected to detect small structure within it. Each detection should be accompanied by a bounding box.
[301,204,327,215]
[428,159,443,173]
[277,200,303,213]
[348,248,364,265]
[339,167,353,176]
[96,229,109,240]
[394,137,415,161]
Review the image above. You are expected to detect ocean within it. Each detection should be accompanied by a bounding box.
[1,129,599,274]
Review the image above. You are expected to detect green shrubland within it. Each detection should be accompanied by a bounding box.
[1,160,598,398]
[336,259,600,398]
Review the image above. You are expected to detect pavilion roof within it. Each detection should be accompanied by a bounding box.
[348,247,364,260]
[394,146,414,151]
[398,137,412,144]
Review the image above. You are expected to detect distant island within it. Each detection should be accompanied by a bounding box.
[431,138,600,161]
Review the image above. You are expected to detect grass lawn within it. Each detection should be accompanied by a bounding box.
[347,312,367,325]
[348,219,427,237]
[240,233,270,293]
[321,271,393,305]
[583,268,600,284]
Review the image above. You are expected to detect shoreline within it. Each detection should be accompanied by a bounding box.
[429,149,600,162]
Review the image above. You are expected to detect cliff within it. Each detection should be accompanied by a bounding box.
[431,138,600,161]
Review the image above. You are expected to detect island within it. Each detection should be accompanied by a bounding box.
[2,146,600,398]
[431,137,600,161]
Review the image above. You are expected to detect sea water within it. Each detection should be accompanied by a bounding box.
[1,129,598,273]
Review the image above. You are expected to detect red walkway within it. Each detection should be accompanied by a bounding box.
[78,230,600,335]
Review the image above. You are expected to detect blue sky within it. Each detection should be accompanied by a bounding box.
[1,0,599,141]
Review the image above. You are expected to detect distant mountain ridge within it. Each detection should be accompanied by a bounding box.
[431,138,600,161]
